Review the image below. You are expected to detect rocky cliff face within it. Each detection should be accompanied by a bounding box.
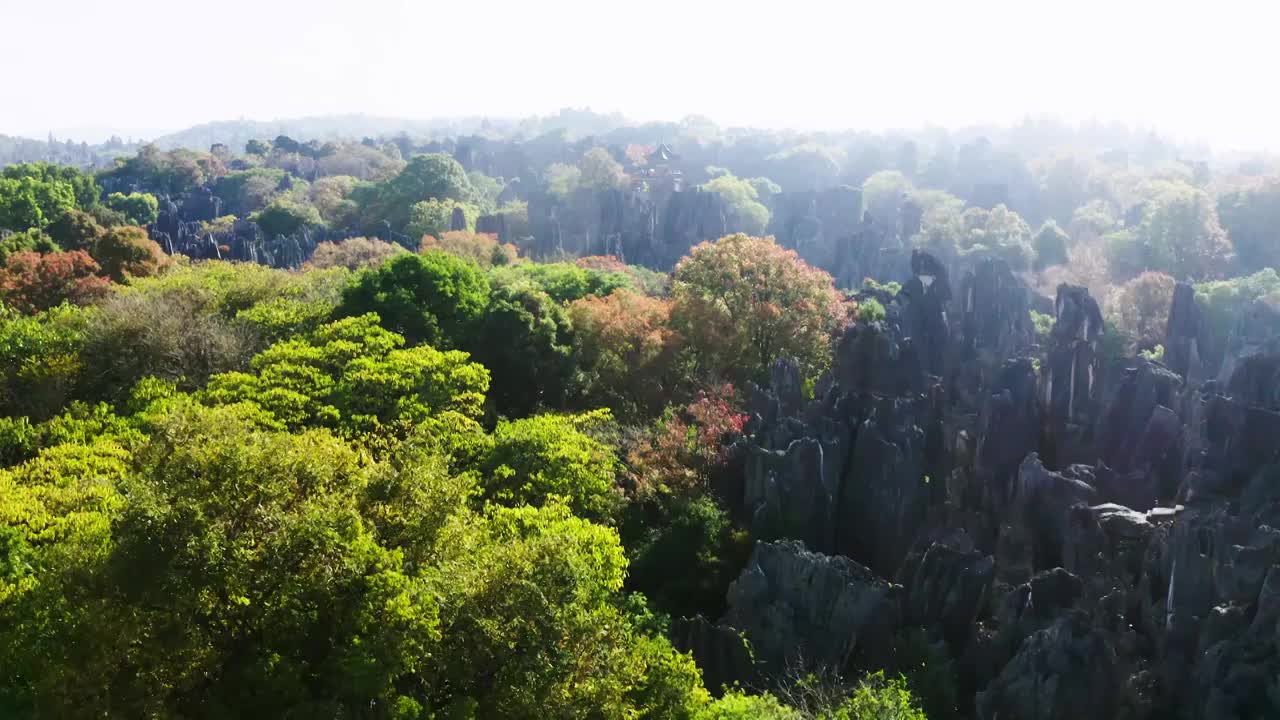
[675,250,1280,719]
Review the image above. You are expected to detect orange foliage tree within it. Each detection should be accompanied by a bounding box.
[569,288,679,419]
[670,234,845,387]
[419,230,518,268]
[0,250,112,313]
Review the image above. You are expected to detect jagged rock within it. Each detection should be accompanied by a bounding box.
[1042,283,1106,465]
[1217,295,1280,384]
[897,530,995,649]
[721,540,901,675]
[1093,358,1185,509]
[767,188,862,275]
[670,616,758,695]
[977,611,1119,720]
[1165,282,1207,382]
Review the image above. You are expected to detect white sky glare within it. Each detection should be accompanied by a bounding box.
[1,0,1275,149]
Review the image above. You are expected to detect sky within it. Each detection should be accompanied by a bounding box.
[1,0,1276,149]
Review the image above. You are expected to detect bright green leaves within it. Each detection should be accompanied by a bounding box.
[201,314,489,443]
[337,252,491,348]
[480,411,622,522]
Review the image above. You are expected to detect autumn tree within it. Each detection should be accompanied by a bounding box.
[304,236,406,271]
[0,250,110,313]
[420,231,518,268]
[1105,271,1176,352]
[569,289,679,419]
[90,226,168,282]
[670,234,846,386]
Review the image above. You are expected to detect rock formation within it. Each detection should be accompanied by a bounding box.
[676,250,1280,719]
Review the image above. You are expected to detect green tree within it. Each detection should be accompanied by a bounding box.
[357,153,477,233]
[1033,219,1071,269]
[1108,180,1232,280]
[490,261,632,304]
[861,170,914,225]
[544,163,582,199]
[960,204,1035,270]
[0,229,60,265]
[337,252,490,348]
[479,412,621,521]
[0,176,76,231]
[670,234,846,386]
[103,192,159,226]
[703,174,770,235]
[200,314,488,441]
[468,282,576,418]
[1217,178,1280,273]
[580,148,628,191]
[251,197,324,237]
[406,198,479,241]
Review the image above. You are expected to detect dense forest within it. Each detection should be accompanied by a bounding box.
[1,111,1279,719]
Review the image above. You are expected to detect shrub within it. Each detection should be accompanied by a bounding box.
[304,236,407,271]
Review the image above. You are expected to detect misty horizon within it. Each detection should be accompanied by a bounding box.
[4,0,1278,151]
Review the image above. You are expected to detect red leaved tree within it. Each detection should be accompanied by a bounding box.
[0,250,112,313]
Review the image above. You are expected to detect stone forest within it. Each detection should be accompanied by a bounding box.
[2,111,1280,719]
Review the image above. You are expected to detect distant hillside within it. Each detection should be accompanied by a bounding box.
[0,133,139,168]
[151,109,632,152]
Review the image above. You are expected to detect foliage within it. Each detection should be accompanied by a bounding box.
[1107,180,1232,280]
[1030,309,1055,343]
[103,192,159,226]
[0,251,110,314]
[479,412,621,521]
[1195,268,1280,361]
[575,255,670,296]
[862,170,914,225]
[625,384,747,501]
[200,314,488,443]
[0,228,60,265]
[0,174,77,231]
[356,153,478,233]
[1217,178,1280,273]
[698,691,803,719]
[89,225,169,282]
[570,289,679,419]
[580,147,628,191]
[703,174,770,235]
[214,167,288,216]
[1105,271,1176,352]
[337,252,491,348]
[0,304,87,420]
[304,236,407,271]
[44,209,106,251]
[854,297,886,323]
[467,282,576,418]
[251,196,324,237]
[419,230,517,268]
[491,261,632,304]
[960,204,1035,270]
[670,234,845,386]
[307,174,361,226]
[544,162,582,199]
[1033,219,1070,269]
[406,198,480,241]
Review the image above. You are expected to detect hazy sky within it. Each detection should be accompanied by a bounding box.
[2,0,1275,148]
